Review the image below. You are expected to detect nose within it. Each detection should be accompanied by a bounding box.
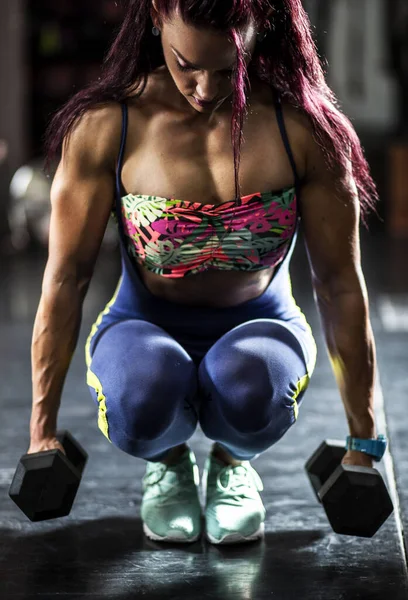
[195,72,220,103]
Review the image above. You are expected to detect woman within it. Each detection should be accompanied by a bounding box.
[29,0,382,545]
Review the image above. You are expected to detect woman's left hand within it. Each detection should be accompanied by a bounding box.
[341,450,373,469]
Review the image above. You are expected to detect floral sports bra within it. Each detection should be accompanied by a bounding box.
[115,97,301,279]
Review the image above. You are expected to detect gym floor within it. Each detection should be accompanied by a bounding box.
[0,228,407,599]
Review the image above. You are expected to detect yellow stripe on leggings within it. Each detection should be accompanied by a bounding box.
[291,373,310,421]
[85,275,123,368]
[86,368,111,442]
[85,276,123,442]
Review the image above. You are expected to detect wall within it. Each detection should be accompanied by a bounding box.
[0,0,27,239]
[305,0,399,132]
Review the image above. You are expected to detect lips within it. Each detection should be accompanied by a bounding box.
[193,96,217,108]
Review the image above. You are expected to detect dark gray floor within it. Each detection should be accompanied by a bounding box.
[363,233,408,568]
[0,231,407,599]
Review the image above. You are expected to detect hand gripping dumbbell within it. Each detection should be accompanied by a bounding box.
[305,439,394,538]
[9,431,88,522]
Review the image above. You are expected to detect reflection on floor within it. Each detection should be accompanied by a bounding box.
[0,230,407,599]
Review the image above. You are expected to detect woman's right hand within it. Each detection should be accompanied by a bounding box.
[28,437,66,456]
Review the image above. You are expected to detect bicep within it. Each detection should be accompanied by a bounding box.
[45,107,120,291]
[47,165,115,286]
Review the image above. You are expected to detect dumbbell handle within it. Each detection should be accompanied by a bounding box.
[56,431,88,475]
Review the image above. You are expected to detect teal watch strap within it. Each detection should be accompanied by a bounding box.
[345,435,387,462]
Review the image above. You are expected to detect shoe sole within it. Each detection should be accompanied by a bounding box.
[143,523,200,544]
[206,522,265,545]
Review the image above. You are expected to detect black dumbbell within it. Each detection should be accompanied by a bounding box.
[305,440,394,538]
[9,430,88,522]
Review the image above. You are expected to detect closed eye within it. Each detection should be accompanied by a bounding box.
[176,62,196,73]
[176,61,233,77]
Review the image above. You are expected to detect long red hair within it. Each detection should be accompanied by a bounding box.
[45,0,379,225]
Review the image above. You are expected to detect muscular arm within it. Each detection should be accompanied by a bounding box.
[30,105,121,449]
[300,130,377,461]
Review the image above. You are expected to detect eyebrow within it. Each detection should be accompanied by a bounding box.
[170,45,235,70]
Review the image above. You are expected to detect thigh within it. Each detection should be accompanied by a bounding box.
[197,319,315,459]
[86,319,199,442]
[198,319,313,422]
[88,318,196,386]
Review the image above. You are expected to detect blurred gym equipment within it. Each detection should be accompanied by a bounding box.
[8,160,118,252]
[387,0,408,236]
[8,160,52,250]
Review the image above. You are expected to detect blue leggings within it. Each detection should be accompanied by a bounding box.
[86,239,317,462]
[87,316,314,462]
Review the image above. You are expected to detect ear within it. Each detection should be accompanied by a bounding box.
[150,1,161,29]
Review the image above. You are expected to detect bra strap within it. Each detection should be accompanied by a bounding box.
[116,102,129,200]
[114,102,129,245]
[274,93,302,204]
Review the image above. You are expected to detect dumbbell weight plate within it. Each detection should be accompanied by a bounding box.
[319,464,394,538]
[9,431,88,522]
[305,440,346,503]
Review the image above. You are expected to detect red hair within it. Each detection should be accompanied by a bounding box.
[45,0,379,226]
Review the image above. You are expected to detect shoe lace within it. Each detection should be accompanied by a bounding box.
[142,461,199,499]
[216,463,264,498]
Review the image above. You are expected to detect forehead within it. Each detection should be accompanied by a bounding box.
[164,12,256,69]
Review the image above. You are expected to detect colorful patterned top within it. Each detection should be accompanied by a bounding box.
[118,185,298,278]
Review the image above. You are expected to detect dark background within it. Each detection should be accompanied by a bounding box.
[0,0,407,247]
[0,3,408,599]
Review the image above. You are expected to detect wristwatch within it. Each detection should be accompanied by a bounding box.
[345,435,388,462]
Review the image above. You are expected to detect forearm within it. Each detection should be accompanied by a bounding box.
[316,289,377,439]
[30,276,85,440]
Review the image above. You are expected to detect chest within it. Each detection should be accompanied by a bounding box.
[121,102,304,205]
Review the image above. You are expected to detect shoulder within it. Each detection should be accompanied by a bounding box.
[250,80,313,180]
[279,97,315,178]
[64,102,124,172]
[256,89,356,212]
[278,95,351,186]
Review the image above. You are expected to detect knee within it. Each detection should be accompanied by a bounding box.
[199,348,303,437]
[94,385,196,459]
[198,321,312,456]
[87,319,199,459]
[109,427,161,458]
[89,339,198,447]
[106,365,197,442]
[216,391,293,438]
[199,344,275,432]
[224,379,276,435]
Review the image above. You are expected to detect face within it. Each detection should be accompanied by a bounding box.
[153,7,257,114]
